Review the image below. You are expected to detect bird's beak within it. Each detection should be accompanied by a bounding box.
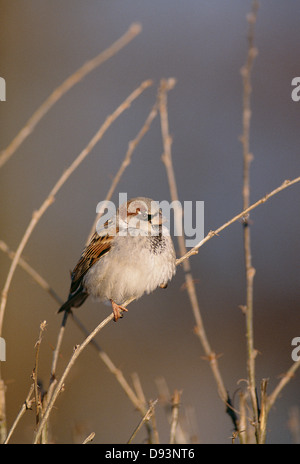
[151,209,166,225]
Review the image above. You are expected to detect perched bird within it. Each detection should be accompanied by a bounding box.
[58,197,176,321]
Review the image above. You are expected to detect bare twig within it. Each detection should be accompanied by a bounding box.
[32,321,47,432]
[0,23,142,169]
[131,372,147,408]
[267,360,300,413]
[149,400,160,445]
[32,321,49,444]
[0,375,6,444]
[258,378,268,444]
[176,176,300,266]
[240,0,260,441]
[48,311,69,392]
[41,311,69,438]
[158,78,228,404]
[3,383,35,444]
[238,391,248,444]
[155,377,188,444]
[0,240,62,303]
[82,432,95,444]
[169,389,181,445]
[127,399,158,444]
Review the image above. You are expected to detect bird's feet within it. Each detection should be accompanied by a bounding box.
[110,299,128,322]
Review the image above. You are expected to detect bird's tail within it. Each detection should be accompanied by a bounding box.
[58,290,88,313]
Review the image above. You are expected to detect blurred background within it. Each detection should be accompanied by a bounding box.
[0,0,299,444]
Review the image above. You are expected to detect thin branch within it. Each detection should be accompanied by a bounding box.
[0,376,6,444]
[240,0,260,441]
[128,371,158,443]
[169,389,181,445]
[48,311,69,390]
[42,311,69,437]
[176,176,300,266]
[258,378,268,444]
[238,391,248,444]
[158,78,228,403]
[131,372,148,408]
[127,399,158,444]
[0,240,62,303]
[267,360,300,413]
[3,383,35,444]
[32,321,47,434]
[155,377,188,444]
[149,400,160,445]
[82,432,95,444]
[0,23,142,169]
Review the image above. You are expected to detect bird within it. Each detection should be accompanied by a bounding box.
[58,197,176,321]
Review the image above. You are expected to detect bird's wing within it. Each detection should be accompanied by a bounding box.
[70,231,113,294]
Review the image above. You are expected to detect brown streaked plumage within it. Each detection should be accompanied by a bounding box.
[58,232,113,314]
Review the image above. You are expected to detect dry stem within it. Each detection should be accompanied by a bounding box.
[158,78,228,404]
[33,321,47,435]
[267,360,300,413]
[127,399,158,444]
[155,377,188,444]
[169,390,182,445]
[82,432,95,444]
[176,176,300,266]
[0,376,6,444]
[240,0,260,442]
[3,383,35,444]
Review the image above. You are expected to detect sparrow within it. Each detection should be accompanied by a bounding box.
[58,197,176,321]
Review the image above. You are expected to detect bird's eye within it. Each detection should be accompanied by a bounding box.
[137,210,149,220]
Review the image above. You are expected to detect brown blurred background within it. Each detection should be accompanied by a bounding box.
[0,0,299,444]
